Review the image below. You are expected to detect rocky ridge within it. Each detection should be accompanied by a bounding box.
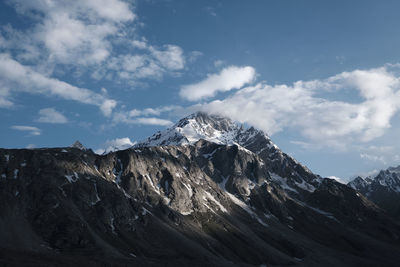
[349,165,400,218]
[0,112,400,266]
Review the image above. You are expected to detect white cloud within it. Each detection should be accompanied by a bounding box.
[0,53,117,116]
[11,125,41,136]
[134,117,173,126]
[37,108,68,124]
[150,45,185,70]
[214,60,224,67]
[95,137,136,154]
[188,51,203,63]
[0,85,13,108]
[112,112,173,126]
[3,0,185,80]
[0,0,189,127]
[128,106,177,117]
[359,145,400,165]
[0,0,186,115]
[360,153,386,163]
[204,6,217,17]
[111,105,177,126]
[8,0,135,66]
[196,65,400,149]
[105,43,185,81]
[180,66,256,101]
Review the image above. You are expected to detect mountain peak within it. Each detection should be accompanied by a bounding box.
[136,112,267,148]
[71,140,86,150]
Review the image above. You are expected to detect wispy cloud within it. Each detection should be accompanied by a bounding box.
[0,53,117,116]
[11,125,41,136]
[133,117,173,126]
[37,108,68,124]
[180,66,256,101]
[111,106,177,126]
[359,145,400,165]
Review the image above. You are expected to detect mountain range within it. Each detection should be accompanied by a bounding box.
[1,112,400,266]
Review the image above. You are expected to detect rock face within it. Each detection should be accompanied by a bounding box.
[349,166,400,218]
[1,112,400,266]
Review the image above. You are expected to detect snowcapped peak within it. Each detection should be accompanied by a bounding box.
[387,166,400,174]
[348,176,371,190]
[348,165,400,193]
[136,112,271,148]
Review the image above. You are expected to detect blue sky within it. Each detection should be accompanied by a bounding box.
[1,0,400,181]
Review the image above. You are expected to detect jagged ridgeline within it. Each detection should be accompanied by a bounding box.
[1,112,400,266]
[349,166,400,218]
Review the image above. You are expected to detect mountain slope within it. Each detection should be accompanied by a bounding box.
[1,113,400,266]
[137,112,321,199]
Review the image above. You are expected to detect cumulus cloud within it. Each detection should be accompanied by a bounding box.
[11,125,41,136]
[0,0,186,121]
[105,42,185,81]
[37,108,68,124]
[2,0,185,81]
[7,0,135,65]
[180,66,256,101]
[0,53,117,116]
[196,65,400,149]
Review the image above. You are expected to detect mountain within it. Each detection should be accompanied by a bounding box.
[137,112,320,199]
[71,140,87,150]
[349,166,400,218]
[1,112,400,266]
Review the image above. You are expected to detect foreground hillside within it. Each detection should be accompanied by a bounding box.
[1,113,400,266]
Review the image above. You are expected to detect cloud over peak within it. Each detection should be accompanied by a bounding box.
[197,64,400,149]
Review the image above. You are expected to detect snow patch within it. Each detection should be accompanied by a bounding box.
[144,174,160,194]
[110,217,116,234]
[270,173,298,193]
[202,148,218,159]
[203,191,228,213]
[180,210,194,215]
[295,180,315,192]
[181,182,193,197]
[91,182,101,205]
[142,207,153,216]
